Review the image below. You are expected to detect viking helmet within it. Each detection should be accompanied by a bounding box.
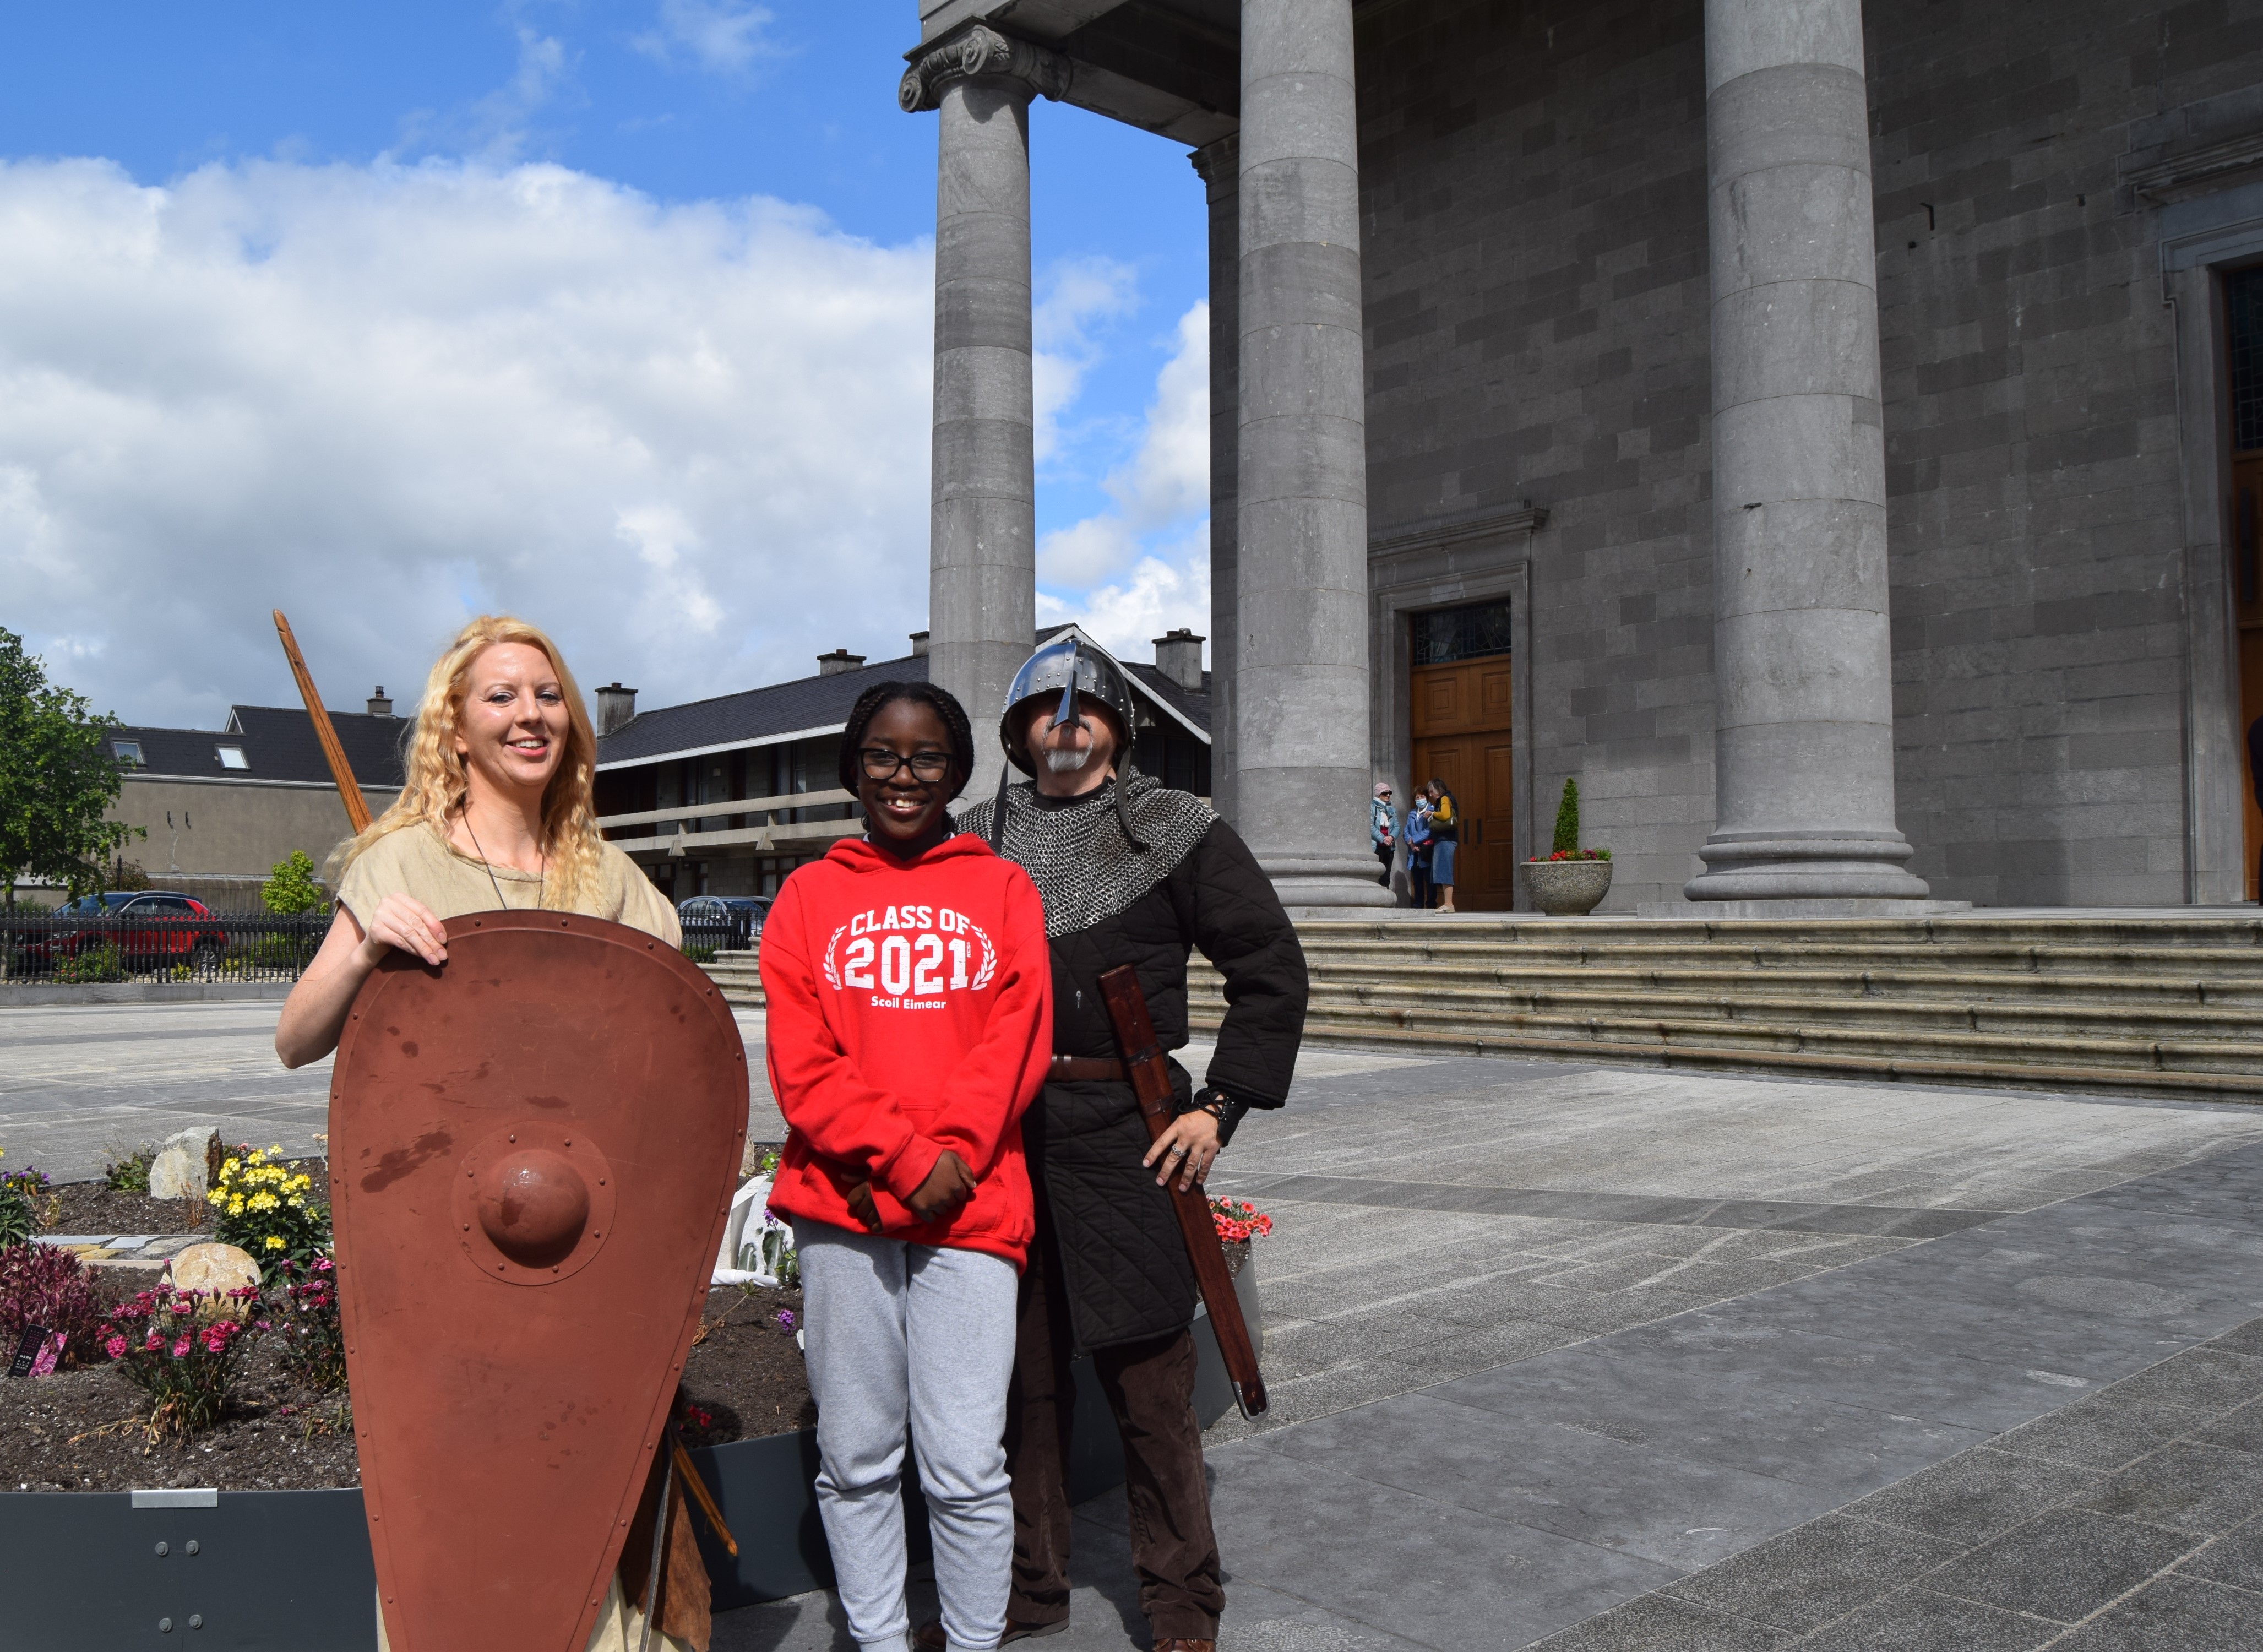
[988,632,1149,854]
[998,632,1140,776]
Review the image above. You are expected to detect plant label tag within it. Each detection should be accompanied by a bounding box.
[8,1323,51,1379]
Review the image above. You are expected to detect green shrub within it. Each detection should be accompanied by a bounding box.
[105,1146,154,1193]
[262,850,325,915]
[683,942,717,964]
[1552,779,1581,856]
[53,942,123,983]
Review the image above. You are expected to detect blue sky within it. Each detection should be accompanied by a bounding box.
[0,2,1212,724]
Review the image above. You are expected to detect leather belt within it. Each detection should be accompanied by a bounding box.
[1048,1056,1127,1082]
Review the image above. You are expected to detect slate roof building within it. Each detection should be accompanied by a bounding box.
[96,690,407,906]
[897,0,2263,915]
[594,628,1213,899]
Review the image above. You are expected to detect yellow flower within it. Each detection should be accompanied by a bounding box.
[264,1236,285,1251]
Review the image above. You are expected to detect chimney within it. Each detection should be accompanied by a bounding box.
[596,682,638,736]
[1152,628,1205,691]
[909,631,930,657]
[367,686,393,717]
[817,649,867,677]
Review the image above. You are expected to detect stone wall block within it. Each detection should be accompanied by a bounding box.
[1238,237,1363,329]
[933,271,1035,346]
[1239,322,1367,424]
[1704,0,1863,93]
[1716,606,1897,729]
[1712,495,1889,615]
[931,417,1037,500]
[1709,165,1878,294]
[1711,393,1886,514]
[1709,279,1880,405]
[1238,421,1369,510]
[1241,162,1364,259]
[1239,72,1361,174]
[1712,719,1902,830]
[1240,568,1369,671]
[1704,63,1871,176]
[931,343,1036,422]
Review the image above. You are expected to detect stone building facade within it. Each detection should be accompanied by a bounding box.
[900,0,2263,913]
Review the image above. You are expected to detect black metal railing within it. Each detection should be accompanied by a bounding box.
[0,910,332,985]
[676,913,755,962]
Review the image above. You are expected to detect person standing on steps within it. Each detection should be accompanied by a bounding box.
[1370,782,1396,888]
[941,634,1308,1652]
[1426,779,1460,914]
[1404,787,1434,910]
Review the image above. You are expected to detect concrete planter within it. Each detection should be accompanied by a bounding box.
[0,1262,1263,1649]
[1525,858,1614,915]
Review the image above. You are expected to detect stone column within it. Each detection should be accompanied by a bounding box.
[1193,135,1240,824]
[1685,0,1932,905]
[1236,0,1392,909]
[900,28,1070,798]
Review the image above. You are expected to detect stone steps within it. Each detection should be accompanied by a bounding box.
[1188,916,2263,1101]
[700,953,764,1008]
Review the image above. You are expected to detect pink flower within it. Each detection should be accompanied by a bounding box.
[202,1328,228,1354]
[104,1336,127,1360]
[171,1335,192,1358]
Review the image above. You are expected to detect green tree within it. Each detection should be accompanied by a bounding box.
[0,628,142,933]
[1551,778,1581,857]
[262,850,326,914]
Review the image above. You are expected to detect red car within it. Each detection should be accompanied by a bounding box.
[20,892,230,973]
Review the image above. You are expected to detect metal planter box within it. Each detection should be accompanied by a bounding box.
[0,1258,1260,1649]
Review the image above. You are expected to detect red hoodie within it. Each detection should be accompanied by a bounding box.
[760,832,1052,1267]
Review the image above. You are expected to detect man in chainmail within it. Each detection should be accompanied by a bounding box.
[932,635,1307,1652]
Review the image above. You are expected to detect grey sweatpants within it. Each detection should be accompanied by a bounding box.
[795,1220,1020,1652]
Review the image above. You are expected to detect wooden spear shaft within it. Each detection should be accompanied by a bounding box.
[271,609,372,834]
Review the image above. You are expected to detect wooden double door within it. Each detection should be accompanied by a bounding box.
[1410,654,1515,910]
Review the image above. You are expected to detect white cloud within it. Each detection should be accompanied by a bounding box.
[632,1,778,75]
[0,156,937,729]
[1036,300,1212,664]
[1031,256,1138,464]
[1036,548,1213,664]
[399,26,576,165]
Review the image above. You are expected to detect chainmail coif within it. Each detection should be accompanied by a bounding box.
[956,773,1216,938]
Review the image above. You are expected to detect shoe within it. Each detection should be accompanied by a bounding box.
[1155,1640,1216,1651]
[913,1620,1068,1649]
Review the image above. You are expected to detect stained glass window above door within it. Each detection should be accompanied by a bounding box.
[1412,599,1513,666]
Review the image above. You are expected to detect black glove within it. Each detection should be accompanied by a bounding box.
[1179,1085,1252,1146]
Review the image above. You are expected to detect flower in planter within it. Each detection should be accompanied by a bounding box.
[97,1284,268,1440]
[775,1309,796,1332]
[1208,1198,1273,1246]
[1543,848,1611,861]
[206,1145,329,1278]
[271,1255,345,1392]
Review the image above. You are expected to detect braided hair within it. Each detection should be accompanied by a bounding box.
[837,680,978,801]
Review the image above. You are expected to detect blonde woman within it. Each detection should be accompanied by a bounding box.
[275,613,678,1064]
[275,617,698,1651]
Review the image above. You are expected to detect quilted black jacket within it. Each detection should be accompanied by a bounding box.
[1030,815,1307,1354]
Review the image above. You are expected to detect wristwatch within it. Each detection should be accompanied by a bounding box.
[1179,1085,1252,1146]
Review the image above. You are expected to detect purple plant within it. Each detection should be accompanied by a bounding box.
[775,1309,795,1332]
[0,1242,108,1368]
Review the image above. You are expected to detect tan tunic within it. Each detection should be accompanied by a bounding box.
[337,821,681,948]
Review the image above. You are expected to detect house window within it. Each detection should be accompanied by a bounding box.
[2231,265,2263,452]
[1412,599,1514,666]
[215,745,250,770]
[112,740,144,766]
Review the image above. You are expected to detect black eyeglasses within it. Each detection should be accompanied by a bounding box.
[859,747,954,781]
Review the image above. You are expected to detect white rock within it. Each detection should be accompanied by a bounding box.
[148,1128,217,1201]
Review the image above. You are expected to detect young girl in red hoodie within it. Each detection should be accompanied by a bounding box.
[762,681,1051,1652]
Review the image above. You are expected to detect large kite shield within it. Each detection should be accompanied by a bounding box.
[329,910,748,1652]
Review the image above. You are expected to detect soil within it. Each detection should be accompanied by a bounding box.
[36,1180,209,1238]
[0,1281,813,1493]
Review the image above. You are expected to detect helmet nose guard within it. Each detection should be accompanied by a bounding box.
[997,633,1139,776]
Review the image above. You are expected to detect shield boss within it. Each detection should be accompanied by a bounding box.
[330,911,747,1652]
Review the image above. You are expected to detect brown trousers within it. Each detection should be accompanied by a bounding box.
[1004,1233,1224,1641]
